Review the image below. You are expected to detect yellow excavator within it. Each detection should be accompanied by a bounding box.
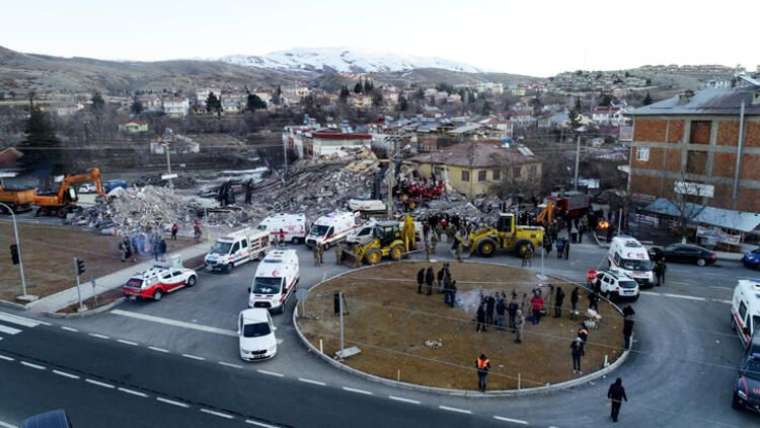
[467,212,544,258]
[34,168,105,217]
[339,215,416,266]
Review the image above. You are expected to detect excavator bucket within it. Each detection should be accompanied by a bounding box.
[337,243,364,268]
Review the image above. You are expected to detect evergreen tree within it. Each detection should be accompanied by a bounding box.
[598,92,612,107]
[574,97,582,112]
[413,88,425,100]
[206,92,221,114]
[354,81,363,94]
[642,92,653,106]
[246,92,267,111]
[364,79,373,93]
[372,91,384,108]
[271,86,282,105]
[339,86,350,103]
[130,98,144,115]
[481,100,492,115]
[19,106,64,173]
[91,91,105,112]
[398,95,408,112]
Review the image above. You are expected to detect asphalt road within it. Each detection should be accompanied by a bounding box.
[0,241,758,427]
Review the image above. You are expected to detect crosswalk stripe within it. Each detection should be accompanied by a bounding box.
[0,324,22,335]
[0,312,47,328]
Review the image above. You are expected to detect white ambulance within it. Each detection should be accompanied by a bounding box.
[257,213,308,244]
[731,279,760,348]
[248,249,300,314]
[608,236,654,288]
[204,228,271,273]
[305,211,358,249]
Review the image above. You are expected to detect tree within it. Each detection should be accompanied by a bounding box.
[481,100,492,115]
[642,92,653,106]
[354,81,363,94]
[338,86,350,103]
[529,97,543,116]
[413,88,425,100]
[574,97,582,112]
[398,95,408,112]
[372,91,384,108]
[598,92,612,107]
[271,86,282,105]
[205,92,222,115]
[246,92,267,112]
[19,106,65,174]
[130,98,144,115]
[91,91,105,112]
[364,79,374,93]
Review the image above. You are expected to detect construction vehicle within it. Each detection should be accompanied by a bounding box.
[339,215,416,266]
[0,185,36,213]
[535,199,556,227]
[34,168,105,217]
[467,212,544,258]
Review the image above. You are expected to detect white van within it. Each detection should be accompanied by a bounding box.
[731,279,760,348]
[257,213,308,244]
[305,211,358,249]
[608,236,654,288]
[205,228,271,273]
[249,249,299,314]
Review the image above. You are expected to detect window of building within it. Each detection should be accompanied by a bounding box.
[512,167,521,179]
[492,169,501,181]
[461,170,470,182]
[478,170,487,182]
[686,150,707,175]
[529,165,538,178]
[689,121,711,145]
[636,147,650,162]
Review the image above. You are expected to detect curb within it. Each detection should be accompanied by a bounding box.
[293,259,630,397]
[44,297,126,319]
[0,299,30,311]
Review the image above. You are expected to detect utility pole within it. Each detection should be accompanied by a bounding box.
[339,291,345,359]
[573,135,581,191]
[282,136,289,184]
[161,129,176,189]
[387,136,398,218]
[0,202,31,301]
[74,257,84,312]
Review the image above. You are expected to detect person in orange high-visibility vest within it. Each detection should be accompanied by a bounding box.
[475,354,491,392]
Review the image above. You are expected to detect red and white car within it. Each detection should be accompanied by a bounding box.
[122,265,198,301]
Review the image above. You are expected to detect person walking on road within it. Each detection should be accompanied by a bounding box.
[570,286,580,319]
[447,280,457,308]
[475,354,491,392]
[623,317,635,350]
[571,337,585,374]
[654,259,666,286]
[554,286,565,318]
[476,303,487,332]
[514,309,525,343]
[607,378,628,422]
[313,245,320,266]
[530,293,544,325]
[563,238,570,259]
[588,290,599,312]
[417,268,425,294]
[424,267,434,296]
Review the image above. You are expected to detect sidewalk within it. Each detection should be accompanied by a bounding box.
[590,230,745,262]
[27,242,211,314]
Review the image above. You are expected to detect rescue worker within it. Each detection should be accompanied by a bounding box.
[485,293,496,325]
[607,378,628,422]
[452,233,462,262]
[571,336,585,374]
[430,232,438,255]
[317,243,324,265]
[570,286,580,319]
[313,244,320,266]
[623,317,634,350]
[424,266,434,296]
[171,223,179,240]
[495,294,506,329]
[507,298,518,331]
[278,229,286,247]
[475,354,491,392]
[448,280,457,308]
[514,309,525,343]
[476,303,487,332]
[554,286,565,318]
[563,238,570,259]
[417,268,425,294]
[654,259,666,286]
[588,290,600,312]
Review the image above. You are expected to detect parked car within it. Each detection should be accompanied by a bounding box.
[742,248,760,270]
[595,269,640,301]
[122,264,198,301]
[238,308,277,361]
[22,410,73,428]
[732,346,760,412]
[651,243,717,267]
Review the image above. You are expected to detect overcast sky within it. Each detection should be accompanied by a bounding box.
[1,0,757,77]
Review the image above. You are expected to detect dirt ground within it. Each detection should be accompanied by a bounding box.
[56,288,124,314]
[0,222,193,303]
[298,261,625,391]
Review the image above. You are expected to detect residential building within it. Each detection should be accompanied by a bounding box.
[408,140,542,198]
[162,97,190,117]
[628,80,760,219]
[118,120,149,134]
[138,95,163,112]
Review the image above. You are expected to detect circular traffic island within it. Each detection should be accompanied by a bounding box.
[296,261,626,392]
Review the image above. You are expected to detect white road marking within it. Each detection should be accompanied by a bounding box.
[200,409,234,419]
[494,415,529,425]
[118,387,148,398]
[389,395,421,405]
[182,353,205,361]
[219,361,243,369]
[342,386,373,396]
[111,309,237,337]
[117,339,139,346]
[0,420,17,428]
[86,379,115,389]
[61,326,79,332]
[0,324,22,335]
[0,354,14,362]
[0,311,48,327]
[711,299,732,304]
[298,377,326,386]
[245,420,279,428]
[257,369,284,377]
[89,333,110,340]
[52,370,80,379]
[148,346,170,353]
[639,291,726,303]
[439,405,472,414]
[20,361,46,370]
[157,397,189,408]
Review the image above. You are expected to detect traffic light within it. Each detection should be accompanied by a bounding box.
[76,258,86,275]
[9,244,19,265]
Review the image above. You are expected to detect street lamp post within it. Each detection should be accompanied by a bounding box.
[0,202,33,300]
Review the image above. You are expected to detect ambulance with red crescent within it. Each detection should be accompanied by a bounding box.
[248,249,299,314]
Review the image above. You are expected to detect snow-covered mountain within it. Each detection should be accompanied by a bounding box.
[219,47,482,74]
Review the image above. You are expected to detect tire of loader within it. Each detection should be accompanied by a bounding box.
[477,239,497,257]
[366,249,382,265]
[390,244,404,261]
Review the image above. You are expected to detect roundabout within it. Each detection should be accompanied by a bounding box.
[296,260,626,392]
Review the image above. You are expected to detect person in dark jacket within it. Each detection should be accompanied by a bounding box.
[495,295,506,329]
[424,267,434,296]
[485,294,496,325]
[476,304,487,332]
[554,287,565,318]
[417,268,425,294]
[507,298,518,330]
[571,337,585,374]
[622,305,636,318]
[623,318,634,350]
[607,378,628,422]
[570,287,580,319]
[588,290,599,312]
[448,280,457,308]
[654,259,666,286]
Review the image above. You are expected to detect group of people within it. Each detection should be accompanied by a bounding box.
[416,263,457,307]
[118,231,168,263]
[474,290,528,344]
[420,213,481,262]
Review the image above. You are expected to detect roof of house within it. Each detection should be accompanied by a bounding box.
[630,86,760,116]
[644,197,760,232]
[312,131,371,140]
[409,141,538,168]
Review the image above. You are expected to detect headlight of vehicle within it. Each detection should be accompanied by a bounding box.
[268,344,277,352]
[737,389,748,400]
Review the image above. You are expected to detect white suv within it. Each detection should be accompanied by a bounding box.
[596,270,640,301]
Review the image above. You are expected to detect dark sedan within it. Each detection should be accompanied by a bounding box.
[733,354,760,413]
[743,248,760,270]
[651,243,717,267]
